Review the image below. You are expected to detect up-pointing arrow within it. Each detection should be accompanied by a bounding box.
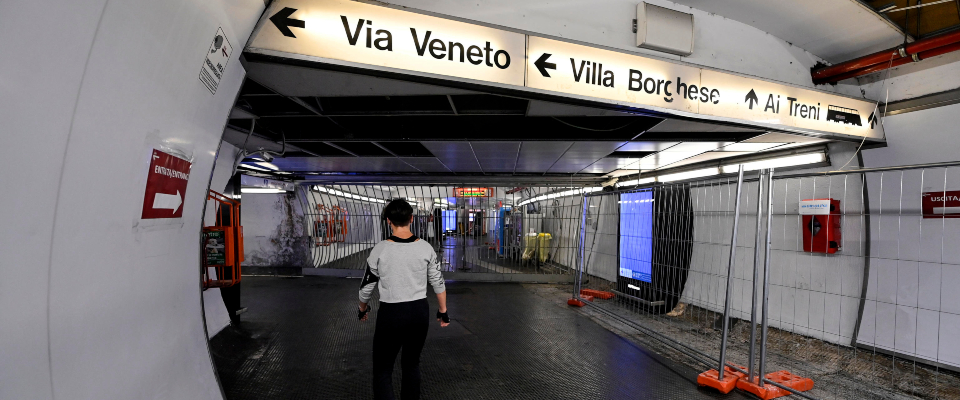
[153,191,183,213]
[745,89,759,110]
[534,53,556,77]
[270,7,306,38]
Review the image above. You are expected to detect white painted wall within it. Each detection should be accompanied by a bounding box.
[385,0,862,97]
[202,141,241,337]
[0,1,264,399]
[855,51,960,103]
[859,103,960,369]
[681,142,868,346]
[241,192,311,267]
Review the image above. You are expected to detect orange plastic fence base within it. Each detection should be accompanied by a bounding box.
[580,295,594,302]
[736,377,791,400]
[580,289,615,299]
[767,370,814,392]
[735,371,813,399]
[567,298,585,307]
[697,364,747,394]
[697,370,740,394]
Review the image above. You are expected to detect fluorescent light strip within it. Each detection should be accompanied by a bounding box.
[314,186,386,204]
[253,162,279,171]
[238,163,272,172]
[658,167,721,182]
[720,152,826,174]
[517,187,602,207]
[617,151,828,186]
[241,188,286,194]
[615,177,656,187]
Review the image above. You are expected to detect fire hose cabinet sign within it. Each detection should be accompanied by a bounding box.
[799,199,841,254]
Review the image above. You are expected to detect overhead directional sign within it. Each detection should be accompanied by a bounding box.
[142,149,191,219]
[248,0,526,87]
[246,0,884,140]
[269,7,306,38]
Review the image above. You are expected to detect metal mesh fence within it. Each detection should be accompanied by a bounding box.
[295,184,592,276]
[574,163,960,400]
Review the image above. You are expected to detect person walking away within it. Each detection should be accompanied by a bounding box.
[358,199,449,400]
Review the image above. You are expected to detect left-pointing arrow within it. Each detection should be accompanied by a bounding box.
[153,191,183,213]
[270,7,306,38]
[534,53,556,77]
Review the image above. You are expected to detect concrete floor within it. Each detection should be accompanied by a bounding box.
[210,276,750,399]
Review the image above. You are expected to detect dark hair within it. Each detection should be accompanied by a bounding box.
[383,199,413,227]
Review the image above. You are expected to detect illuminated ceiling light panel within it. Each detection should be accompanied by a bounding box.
[657,167,721,182]
[720,152,827,174]
[254,162,280,171]
[720,142,787,152]
[241,188,286,194]
[516,187,602,206]
[615,177,656,187]
[239,163,272,172]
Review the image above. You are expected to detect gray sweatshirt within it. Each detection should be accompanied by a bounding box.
[358,239,446,304]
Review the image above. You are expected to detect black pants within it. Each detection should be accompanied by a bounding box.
[373,298,429,400]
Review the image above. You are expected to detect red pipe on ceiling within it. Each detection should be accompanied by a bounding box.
[817,40,960,84]
[811,29,960,83]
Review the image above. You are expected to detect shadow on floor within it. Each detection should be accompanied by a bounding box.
[209,276,749,399]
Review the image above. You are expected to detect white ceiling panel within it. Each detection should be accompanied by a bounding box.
[669,0,905,62]
[515,141,574,173]
[271,157,420,172]
[548,142,625,173]
[617,141,680,152]
[663,141,733,153]
[421,142,483,173]
[581,158,646,174]
[742,132,827,143]
[400,157,452,173]
[655,151,753,170]
[469,142,522,173]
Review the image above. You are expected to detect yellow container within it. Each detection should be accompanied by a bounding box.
[522,234,539,260]
[537,233,553,262]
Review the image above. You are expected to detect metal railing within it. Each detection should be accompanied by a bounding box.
[295,184,590,278]
[574,162,960,400]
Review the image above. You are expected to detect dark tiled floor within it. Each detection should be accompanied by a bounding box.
[210,276,749,399]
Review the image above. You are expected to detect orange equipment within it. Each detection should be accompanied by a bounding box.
[567,298,586,307]
[315,205,332,246]
[330,206,348,243]
[580,289,615,300]
[203,190,243,288]
[735,371,814,399]
[697,363,747,394]
[315,205,349,246]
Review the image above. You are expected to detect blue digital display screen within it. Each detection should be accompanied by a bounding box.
[619,191,654,283]
[442,210,457,231]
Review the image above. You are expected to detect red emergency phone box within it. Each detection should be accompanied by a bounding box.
[799,199,841,254]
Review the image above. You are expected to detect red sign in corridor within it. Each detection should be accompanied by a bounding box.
[141,149,191,219]
[921,190,960,218]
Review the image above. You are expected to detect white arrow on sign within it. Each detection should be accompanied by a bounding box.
[153,191,183,213]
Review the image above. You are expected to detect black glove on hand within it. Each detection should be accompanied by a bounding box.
[358,307,370,321]
[436,310,450,323]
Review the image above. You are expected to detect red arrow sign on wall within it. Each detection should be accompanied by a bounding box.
[141,149,191,219]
